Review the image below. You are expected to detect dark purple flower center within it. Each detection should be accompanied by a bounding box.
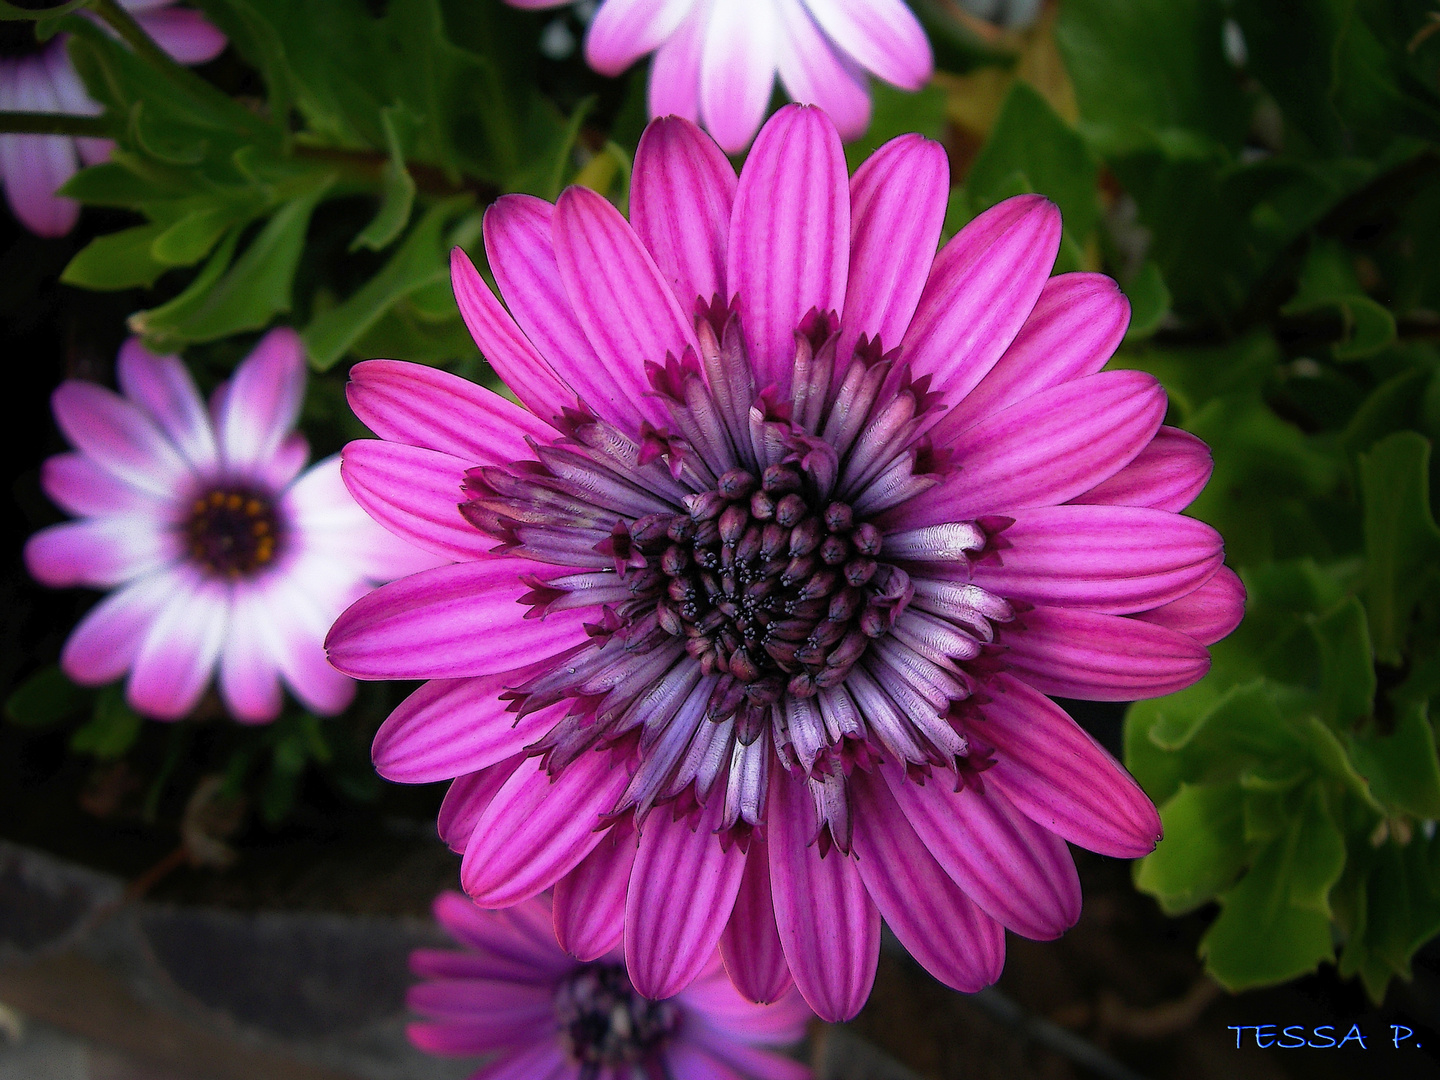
[185,486,283,577]
[555,963,680,1075]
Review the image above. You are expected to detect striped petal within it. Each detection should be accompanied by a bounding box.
[1135,565,1245,646]
[340,440,486,562]
[719,837,794,1004]
[554,821,637,961]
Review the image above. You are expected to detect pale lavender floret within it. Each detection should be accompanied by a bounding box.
[326,105,1245,1023]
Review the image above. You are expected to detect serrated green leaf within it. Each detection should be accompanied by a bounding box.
[61,224,171,290]
[151,205,241,266]
[1351,701,1440,819]
[4,666,92,729]
[1282,241,1396,360]
[1339,831,1440,1003]
[1359,431,1440,664]
[70,686,144,760]
[351,104,417,252]
[1136,782,1247,913]
[1309,597,1377,728]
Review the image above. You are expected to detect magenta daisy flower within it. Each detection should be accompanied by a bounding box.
[327,105,1245,1021]
[410,891,811,1079]
[0,1,226,236]
[507,0,932,151]
[25,329,437,723]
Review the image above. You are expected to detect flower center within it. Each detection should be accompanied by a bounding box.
[0,22,42,59]
[185,487,282,577]
[554,964,680,1072]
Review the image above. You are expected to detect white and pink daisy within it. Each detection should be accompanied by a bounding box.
[25,328,437,723]
[410,891,812,1080]
[0,1,226,236]
[509,0,933,152]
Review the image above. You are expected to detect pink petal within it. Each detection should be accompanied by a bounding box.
[980,672,1162,858]
[0,57,79,236]
[461,752,632,906]
[554,821,637,961]
[678,967,812,1043]
[1135,565,1245,646]
[339,440,488,562]
[256,569,359,715]
[767,765,879,1022]
[665,1042,746,1080]
[719,836,794,1004]
[484,196,660,431]
[899,195,1060,408]
[802,0,933,89]
[216,327,306,475]
[325,558,592,680]
[255,431,309,490]
[1071,426,1213,512]
[218,587,283,723]
[887,370,1166,528]
[51,381,192,497]
[408,977,555,1024]
[850,768,1006,992]
[969,504,1224,615]
[134,8,227,64]
[40,45,108,166]
[450,248,575,422]
[39,453,160,518]
[679,1029,811,1080]
[346,357,555,462]
[469,1039,572,1080]
[24,516,173,589]
[626,795,748,999]
[552,185,699,424]
[116,339,218,470]
[59,570,174,685]
[432,892,573,972]
[438,757,525,853]
[126,572,229,720]
[839,133,948,361]
[630,115,737,312]
[648,7,706,122]
[932,272,1131,442]
[773,0,872,142]
[585,0,693,75]
[882,761,1081,940]
[1000,605,1212,701]
[699,0,779,153]
[373,675,566,784]
[727,104,849,392]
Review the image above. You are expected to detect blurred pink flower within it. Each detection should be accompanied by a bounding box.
[410,891,812,1080]
[26,329,437,723]
[327,106,1244,1021]
[509,0,932,151]
[0,1,226,236]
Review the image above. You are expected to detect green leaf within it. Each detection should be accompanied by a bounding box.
[4,666,91,729]
[1309,597,1377,728]
[70,686,145,760]
[0,0,89,19]
[1350,701,1440,819]
[844,81,948,171]
[351,104,417,252]
[61,224,171,290]
[1136,782,1247,913]
[1359,431,1440,664]
[150,205,243,266]
[1282,241,1396,361]
[1339,831,1440,1003]
[1121,261,1171,342]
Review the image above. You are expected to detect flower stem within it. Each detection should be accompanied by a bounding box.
[0,110,109,137]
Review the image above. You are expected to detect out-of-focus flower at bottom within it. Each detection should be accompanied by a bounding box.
[410,891,813,1080]
[24,328,438,723]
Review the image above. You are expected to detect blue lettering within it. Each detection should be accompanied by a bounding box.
[1256,1025,1277,1048]
[1309,1026,1336,1049]
[1277,1026,1306,1049]
[1337,1024,1368,1049]
[1392,1025,1414,1049]
[1228,1025,1253,1048]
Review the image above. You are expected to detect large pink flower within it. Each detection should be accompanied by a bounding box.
[508,0,932,151]
[410,891,811,1079]
[0,1,226,236]
[26,329,436,723]
[327,105,1246,1022]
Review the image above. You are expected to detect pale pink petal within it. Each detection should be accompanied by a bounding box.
[648,6,706,122]
[882,760,1081,940]
[630,115,736,312]
[461,752,633,906]
[850,768,1005,992]
[59,570,175,685]
[1000,605,1211,701]
[969,504,1224,615]
[980,672,1161,858]
[699,0,779,154]
[932,272,1130,441]
[1135,565,1245,646]
[773,0,872,142]
[553,821,637,961]
[677,967,811,1043]
[767,765,879,1022]
[325,558,593,680]
[133,8,227,65]
[373,675,566,783]
[254,570,358,715]
[0,57,80,237]
[585,0,694,75]
[40,45,109,167]
[51,381,193,497]
[626,795,748,999]
[839,132,948,361]
[216,328,306,475]
[431,892,574,973]
[467,1039,572,1080]
[678,1029,810,1080]
[408,978,555,1024]
[24,516,174,589]
[218,587,283,723]
[899,195,1060,406]
[719,836,794,1004]
[802,0,933,89]
[255,432,309,490]
[450,249,576,422]
[665,1042,745,1080]
[126,572,229,720]
[1071,426,1213,512]
[727,104,849,392]
[438,757,525,853]
[40,453,162,518]
[340,440,489,562]
[116,339,219,470]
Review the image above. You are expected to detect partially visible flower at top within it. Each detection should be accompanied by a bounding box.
[327,106,1245,1022]
[506,0,932,152]
[410,891,812,1080]
[25,328,438,723]
[0,2,226,236]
